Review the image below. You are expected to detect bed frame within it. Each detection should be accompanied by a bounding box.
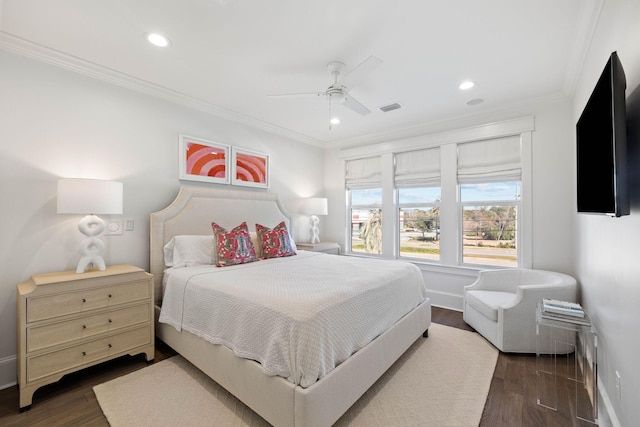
[150,185,431,427]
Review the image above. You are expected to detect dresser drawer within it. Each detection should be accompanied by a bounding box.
[27,326,151,382]
[27,280,150,323]
[27,303,150,352]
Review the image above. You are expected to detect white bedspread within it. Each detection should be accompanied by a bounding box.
[158,251,427,387]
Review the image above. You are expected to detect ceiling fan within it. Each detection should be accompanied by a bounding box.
[269,56,382,128]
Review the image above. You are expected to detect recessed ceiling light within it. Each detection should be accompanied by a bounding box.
[459,81,475,90]
[330,117,340,125]
[146,33,170,47]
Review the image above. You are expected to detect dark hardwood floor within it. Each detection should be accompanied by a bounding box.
[432,307,595,427]
[0,307,593,426]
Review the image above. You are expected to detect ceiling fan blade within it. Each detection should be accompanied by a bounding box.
[342,94,371,115]
[337,56,382,92]
[267,92,324,98]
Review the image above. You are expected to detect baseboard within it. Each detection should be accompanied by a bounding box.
[0,355,17,390]
[597,372,621,427]
[426,290,463,311]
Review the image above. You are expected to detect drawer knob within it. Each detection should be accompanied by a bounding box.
[108,294,112,298]
[108,344,112,349]
[108,319,112,323]
[82,351,86,356]
[82,325,87,329]
[81,298,86,303]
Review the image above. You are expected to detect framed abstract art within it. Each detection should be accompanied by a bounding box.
[179,134,230,184]
[231,147,269,188]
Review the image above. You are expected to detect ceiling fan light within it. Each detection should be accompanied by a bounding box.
[330,117,340,125]
[328,92,344,102]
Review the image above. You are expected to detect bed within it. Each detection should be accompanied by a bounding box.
[151,186,431,427]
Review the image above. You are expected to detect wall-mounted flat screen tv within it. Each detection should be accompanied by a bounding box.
[576,51,629,217]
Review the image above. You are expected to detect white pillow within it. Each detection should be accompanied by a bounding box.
[249,232,262,258]
[163,235,215,268]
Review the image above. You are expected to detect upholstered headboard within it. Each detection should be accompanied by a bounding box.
[149,185,292,304]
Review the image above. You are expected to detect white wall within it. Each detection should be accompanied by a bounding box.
[0,50,324,388]
[571,1,640,426]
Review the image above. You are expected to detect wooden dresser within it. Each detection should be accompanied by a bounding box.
[17,264,154,410]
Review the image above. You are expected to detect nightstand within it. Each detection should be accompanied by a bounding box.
[297,242,340,255]
[17,264,154,410]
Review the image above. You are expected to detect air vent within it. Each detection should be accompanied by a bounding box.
[379,102,402,113]
[466,98,484,106]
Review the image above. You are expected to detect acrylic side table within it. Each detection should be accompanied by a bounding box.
[536,302,598,424]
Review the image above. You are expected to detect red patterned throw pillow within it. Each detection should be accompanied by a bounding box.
[255,221,296,259]
[211,221,258,267]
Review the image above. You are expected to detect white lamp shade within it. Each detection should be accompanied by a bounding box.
[301,197,328,216]
[57,178,123,215]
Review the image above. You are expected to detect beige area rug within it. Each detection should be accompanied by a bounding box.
[94,323,498,426]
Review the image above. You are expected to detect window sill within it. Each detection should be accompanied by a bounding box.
[343,253,484,277]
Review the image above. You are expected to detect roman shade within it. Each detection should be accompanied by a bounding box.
[345,157,381,189]
[457,136,521,183]
[394,147,440,188]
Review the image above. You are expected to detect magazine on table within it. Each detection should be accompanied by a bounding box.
[540,310,592,326]
[542,298,585,317]
[541,299,591,325]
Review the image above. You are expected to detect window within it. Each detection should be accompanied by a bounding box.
[460,182,520,267]
[342,118,532,269]
[395,147,441,261]
[350,188,382,254]
[457,136,522,267]
[398,187,440,261]
[345,157,382,255]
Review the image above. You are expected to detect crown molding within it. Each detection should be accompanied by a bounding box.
[0,31,324,148]
[562,0,605,99]
[339,116,535,159]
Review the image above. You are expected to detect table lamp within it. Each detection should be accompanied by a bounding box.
[57,178,123,273]
[301,197,328,244]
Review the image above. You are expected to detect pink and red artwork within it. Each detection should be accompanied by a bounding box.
[179,135,230,184]
[232,148,269,188]
[186,143,226,178]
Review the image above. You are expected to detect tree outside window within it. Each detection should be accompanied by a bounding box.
[349,188,382,255]
[398,187,440,261]
[460,182,520,267]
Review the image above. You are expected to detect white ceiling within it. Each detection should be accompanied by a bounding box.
[0,0,602,146]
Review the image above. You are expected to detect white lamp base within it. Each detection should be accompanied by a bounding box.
[76,214,107,273]
[309,215,320,244]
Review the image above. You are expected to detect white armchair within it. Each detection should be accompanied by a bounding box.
[463,269,577,353]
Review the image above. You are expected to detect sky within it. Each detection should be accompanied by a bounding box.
[352,182,521,205]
